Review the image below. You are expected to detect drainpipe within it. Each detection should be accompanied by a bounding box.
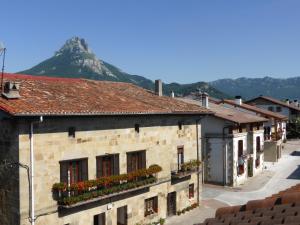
[196,118,202,205]
[222,126,231,186]
[29,116,43,225]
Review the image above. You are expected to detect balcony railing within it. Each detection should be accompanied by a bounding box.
[52,165,162,208]
[171,160,201,179]
[238,156,247,175]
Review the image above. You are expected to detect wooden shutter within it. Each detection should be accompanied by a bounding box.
[60,162,68,183]
[154,197,158,212]
[81,159,88,181]
[127,153,132,173]
[256,137,260,151]
[96,157,103,178]
[113,154,120,175]
[141,151,146,169]
[238,140,243,157]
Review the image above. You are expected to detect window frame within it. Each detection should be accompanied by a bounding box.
[144,196,158,217]
[59,158,88,184]
[189,184,194,199]
[96,154,119,178]
[127,150,146,173]
[238,140,243,157]
[177,146,184,171]
[256,136,261,152]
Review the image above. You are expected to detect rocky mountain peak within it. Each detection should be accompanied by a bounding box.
[55,36,92,56]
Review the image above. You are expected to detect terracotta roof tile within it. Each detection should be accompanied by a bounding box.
[198,184,300,225]
[178,98,268,124]
[221,99,288,120]
[246,96,300,112]
[0,73,212,116]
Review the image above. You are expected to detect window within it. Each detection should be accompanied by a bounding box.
[96,154,119,178]
[250,124,253,131]
[60,158,88,184]
[144,196,158,216]
[189,184,194,199]
[178,121,183,130]
[127,150,146,173]
[177,146,184,171]
[256,123,260,130]
[238,125,244,133]
[238,140,243,157]
[276,106,282,112]
[94,213,105,225]
[68,127,76,138]
[268,106,274,112]
[135,124,140,133]
[256,136,261,152]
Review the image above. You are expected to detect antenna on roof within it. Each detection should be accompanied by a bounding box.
[0,42,6,94]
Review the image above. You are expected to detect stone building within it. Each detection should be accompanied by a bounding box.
[0,74,211,225]
[178,95,267,187]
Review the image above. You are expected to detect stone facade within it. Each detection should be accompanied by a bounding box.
[0,114,201,225]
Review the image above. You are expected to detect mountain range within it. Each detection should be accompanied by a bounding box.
[209,77,300,100]
[19,37,300,100]
[19,37,227,99]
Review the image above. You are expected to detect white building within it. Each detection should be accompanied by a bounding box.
[178,95,267,187]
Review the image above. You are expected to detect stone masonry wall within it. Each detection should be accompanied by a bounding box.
[16,115,201,225]
[0,116,20,225]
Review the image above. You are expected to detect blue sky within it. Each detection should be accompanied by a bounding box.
[1,0,300,83]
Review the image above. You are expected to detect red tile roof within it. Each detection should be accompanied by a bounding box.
[0,73,212,116]
[221,99,288,121]
[196,184,300,225]
[178,98,268,124]
[246,96,300,112]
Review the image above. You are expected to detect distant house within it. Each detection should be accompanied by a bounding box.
[178,94,267,187]
[219,97,288,162]
[0,74,211,225]
[246,96,300,122]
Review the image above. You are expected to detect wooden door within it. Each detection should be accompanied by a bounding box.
[94,212,105,225]
[117,206,127,225]
[167,192,176,216]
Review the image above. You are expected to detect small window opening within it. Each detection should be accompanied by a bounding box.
[68,127,76,138]
[135,124,140,133]
[178,122,183,130]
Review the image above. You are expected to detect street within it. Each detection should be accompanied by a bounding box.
[166,140,300,225]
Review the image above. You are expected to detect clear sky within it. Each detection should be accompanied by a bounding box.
[1,0,300,83]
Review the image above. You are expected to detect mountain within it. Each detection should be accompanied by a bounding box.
[19,37,228,98]
[210,77,300,100]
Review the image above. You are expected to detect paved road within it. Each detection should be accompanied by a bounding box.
[165,140,300,225]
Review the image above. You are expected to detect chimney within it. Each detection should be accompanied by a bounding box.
[171,91,175,98]
[235,96,242,105]
[155,79,162,96]
[285,99,289,105]
[200,92,209,109]
[2,81,21,99]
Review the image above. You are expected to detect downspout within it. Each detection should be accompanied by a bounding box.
[29,116,43,225]
[222,126,231,186]
[196,118,202,205]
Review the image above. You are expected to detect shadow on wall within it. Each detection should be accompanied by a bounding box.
[290,151,300,156]
[287,165,300,180]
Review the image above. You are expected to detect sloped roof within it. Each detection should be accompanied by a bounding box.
[178,98,268,124]
[246,96,300,112]
[0,73,212,116]
[196,184,300,225]
[222,99,288,121]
